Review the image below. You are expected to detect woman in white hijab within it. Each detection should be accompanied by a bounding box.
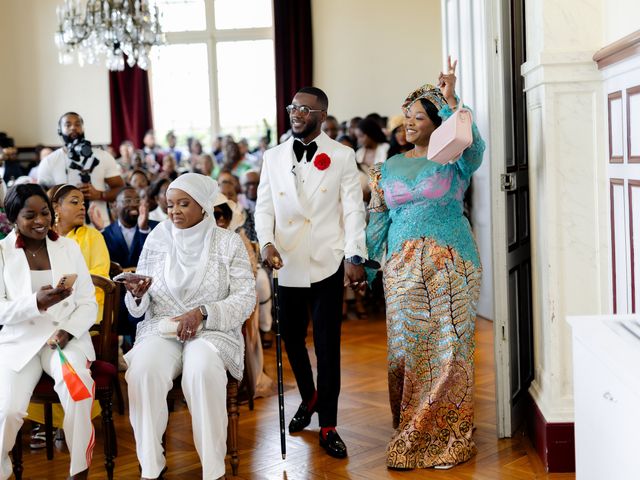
[121,173,256,480]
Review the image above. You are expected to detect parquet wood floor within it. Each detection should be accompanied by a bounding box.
[13,315,575,479]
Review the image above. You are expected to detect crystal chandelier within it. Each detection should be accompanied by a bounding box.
[55,0,165,71]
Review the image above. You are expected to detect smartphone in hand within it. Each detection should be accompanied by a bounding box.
[113,272,153,284]
[56,274,78,289]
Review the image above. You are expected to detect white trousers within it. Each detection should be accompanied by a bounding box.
[125,336,228,479]
[256,267,272,332]
[0,343,95,480]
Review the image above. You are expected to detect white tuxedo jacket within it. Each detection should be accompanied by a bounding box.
[255,132,367,287]
[0,232,97,372]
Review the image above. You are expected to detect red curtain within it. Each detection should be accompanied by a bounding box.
[109,63,153,150]
[273,0,313,139]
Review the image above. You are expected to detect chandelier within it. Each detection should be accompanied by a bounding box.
[55,0,165,71]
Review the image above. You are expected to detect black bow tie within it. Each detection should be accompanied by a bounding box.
[293,140,318,162]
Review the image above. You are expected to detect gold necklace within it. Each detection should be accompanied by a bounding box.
[24,243,46,257]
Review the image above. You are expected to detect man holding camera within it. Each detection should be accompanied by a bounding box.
[38,112,124,226]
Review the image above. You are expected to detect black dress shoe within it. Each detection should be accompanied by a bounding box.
[288,401,315,433]
[319,430,348,458]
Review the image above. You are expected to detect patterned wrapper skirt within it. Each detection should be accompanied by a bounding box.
[383,237,482,469]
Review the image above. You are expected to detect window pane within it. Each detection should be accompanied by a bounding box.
[216,40,276,142]
[156,0,206,33]
[214,0,272,30]
[150,43,211,147]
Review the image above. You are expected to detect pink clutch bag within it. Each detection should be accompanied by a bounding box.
[427,104,473,164]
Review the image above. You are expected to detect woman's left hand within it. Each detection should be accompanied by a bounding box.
[47,329,72,349]
[174,308,204,342]
[438,55,458,106]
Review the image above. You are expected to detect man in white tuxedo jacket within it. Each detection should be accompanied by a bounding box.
[255,87,367,459]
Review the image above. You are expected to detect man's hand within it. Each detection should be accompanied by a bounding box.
[88,203,105,230]
[138,199,149,230]
[174,308,204,342]
[261,244,283,270]
[47,329,72,349]
[36,285,73,311]
[77,182,102,201]
[344,262,366,293]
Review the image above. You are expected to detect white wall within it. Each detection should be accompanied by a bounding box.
[311,0,442,121]
[523,0,610,425]
[603,0,640,45]
[0,0,111,146]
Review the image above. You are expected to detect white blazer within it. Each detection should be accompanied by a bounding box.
[255,131,367,287]
[0,231,96,372]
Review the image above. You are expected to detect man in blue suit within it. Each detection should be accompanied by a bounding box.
[102,187,159,350]
[102,186,158,269]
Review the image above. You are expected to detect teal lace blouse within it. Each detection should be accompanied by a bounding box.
[365,105,486,282]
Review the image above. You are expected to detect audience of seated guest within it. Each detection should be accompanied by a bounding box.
[223,141,253,177]
[0,132,22,184]
[116,140,136,172]
[252,135,270,170]
[142,129,163,174]
[337,134,356,150]
[164,130,183,166]
[355,117,390,168]
[238,138,259,169]
[386,115,411,158]
[0,183,97,480]
[211,135,224,164]
[347,116,362,148]
[121,174,255,480]
[186,138,203,171]
[0,178,11,239]
[196,154,216,177]
[148,178,170,222]
[28,145,53,180]
[322,115,340,140]
[129,169,150,194]
[38,112,125,227]
[160,154,178,180]
[239,170,259,242]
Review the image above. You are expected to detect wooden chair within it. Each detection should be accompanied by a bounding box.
[166,374,240,476]
[11,275,120,480]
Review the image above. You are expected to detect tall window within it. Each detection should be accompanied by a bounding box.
[150,0,275,150]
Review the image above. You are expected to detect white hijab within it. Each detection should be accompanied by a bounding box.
[145,173,220,302]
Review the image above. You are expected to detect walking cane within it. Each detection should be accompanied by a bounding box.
[272,269,287,460]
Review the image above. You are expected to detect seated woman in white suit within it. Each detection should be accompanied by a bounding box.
[0,183,97,480]
[122,173,256,480]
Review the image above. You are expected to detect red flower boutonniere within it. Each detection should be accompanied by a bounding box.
[314,153,331,171]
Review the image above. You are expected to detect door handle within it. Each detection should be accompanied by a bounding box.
[501,173,517,192]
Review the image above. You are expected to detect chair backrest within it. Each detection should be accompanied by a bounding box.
[109,261,123,279]
[90,275,119,365]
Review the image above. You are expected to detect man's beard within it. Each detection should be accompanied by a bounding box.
[121,212,138,227]
[291,118,319,140]
[62,132,85,145]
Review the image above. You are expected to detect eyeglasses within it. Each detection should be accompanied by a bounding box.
[285,104,325,117]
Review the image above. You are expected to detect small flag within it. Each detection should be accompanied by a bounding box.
[56,344,92,401]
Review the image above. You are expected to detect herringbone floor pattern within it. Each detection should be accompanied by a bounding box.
[13,316,575,479]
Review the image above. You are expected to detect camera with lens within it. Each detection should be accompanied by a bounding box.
[66,137,99,183]
[67,137,93,162]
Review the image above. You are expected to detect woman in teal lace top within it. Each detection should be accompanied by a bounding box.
[366,61,485,470]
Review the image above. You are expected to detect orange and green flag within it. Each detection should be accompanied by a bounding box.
[56,344,92,401]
